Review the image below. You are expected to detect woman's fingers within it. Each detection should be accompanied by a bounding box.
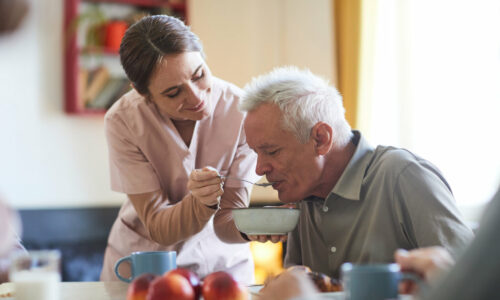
[190,181,222,196]
[188,170,221,189]
[192,184,223,206]
[188,167,223,206]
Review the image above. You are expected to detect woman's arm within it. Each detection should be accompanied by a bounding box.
[128,191,214,246]
[212,122,259,243]
[129,167,224,246]
[213,187,250,243]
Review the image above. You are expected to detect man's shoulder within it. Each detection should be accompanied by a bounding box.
[368,145,447,189]
[368,146,426,177]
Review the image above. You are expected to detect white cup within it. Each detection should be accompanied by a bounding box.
[9,250,61,300]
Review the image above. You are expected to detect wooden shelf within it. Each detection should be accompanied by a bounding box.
[64,0,187,115]
[79,46,120,56]
[83,0,185,9]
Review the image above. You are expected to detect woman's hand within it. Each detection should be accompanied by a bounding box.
[188,166,224,207]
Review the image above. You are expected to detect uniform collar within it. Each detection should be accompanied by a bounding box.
[327,131,374,201]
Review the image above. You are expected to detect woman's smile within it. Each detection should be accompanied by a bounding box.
[186,101,205,112]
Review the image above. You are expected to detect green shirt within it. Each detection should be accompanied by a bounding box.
[284,131,474,278]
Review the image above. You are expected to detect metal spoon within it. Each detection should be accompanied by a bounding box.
[219,175,274,187]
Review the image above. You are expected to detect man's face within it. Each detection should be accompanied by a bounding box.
[244,103,322,203]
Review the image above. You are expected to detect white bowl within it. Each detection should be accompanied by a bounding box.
[231,207,300,235]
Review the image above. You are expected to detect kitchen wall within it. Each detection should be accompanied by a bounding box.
[0,0,335,208]
[0,0,118,209]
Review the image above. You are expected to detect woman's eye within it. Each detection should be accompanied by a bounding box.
[166,89,180,98]
[193,70,205,81]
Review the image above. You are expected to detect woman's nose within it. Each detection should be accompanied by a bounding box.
[185,83,203,104]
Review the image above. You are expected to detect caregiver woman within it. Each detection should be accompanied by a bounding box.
[100,15,259,283]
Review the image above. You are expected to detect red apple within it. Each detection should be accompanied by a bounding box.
[127,273,157,300]
[166,268,201,300]
[202,271,248,300]
[146,273,195,300]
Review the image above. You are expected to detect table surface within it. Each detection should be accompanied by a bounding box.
[0,281,413,300]
[0,281,264,300]
[0,282,128,300]
[62,282,129,300]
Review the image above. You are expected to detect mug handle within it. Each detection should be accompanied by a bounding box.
[400,272,429,295]
[114,256,133,283]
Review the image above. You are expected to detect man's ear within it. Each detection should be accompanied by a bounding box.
[311,122,333,155]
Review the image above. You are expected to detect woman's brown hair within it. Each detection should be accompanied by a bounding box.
[119,15,203,96]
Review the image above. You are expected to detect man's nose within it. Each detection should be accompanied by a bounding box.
[255,156,271,176]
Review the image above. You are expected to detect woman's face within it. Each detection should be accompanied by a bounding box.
[147,52,213,121]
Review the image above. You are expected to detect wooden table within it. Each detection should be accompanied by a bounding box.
[60,282,129,300]
[1,281,264,300]
[0,281,416,299]
[0,282,128,300]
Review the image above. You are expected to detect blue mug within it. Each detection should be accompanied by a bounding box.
[341,263,424,300]
[114,251,176,283]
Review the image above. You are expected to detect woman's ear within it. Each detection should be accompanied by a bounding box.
[131,83,152,101]
[311,122,333,155]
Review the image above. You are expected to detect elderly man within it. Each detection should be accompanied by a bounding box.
[239,66,473,278]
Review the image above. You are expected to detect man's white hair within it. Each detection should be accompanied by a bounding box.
[240,66,353,147]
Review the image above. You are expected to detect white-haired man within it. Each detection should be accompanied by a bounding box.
[239,66,473,278]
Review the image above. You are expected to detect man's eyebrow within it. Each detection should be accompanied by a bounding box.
[160,64,204,95]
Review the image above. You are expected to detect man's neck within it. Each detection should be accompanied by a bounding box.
[314,141,357,198]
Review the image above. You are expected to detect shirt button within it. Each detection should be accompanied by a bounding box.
[322,206,329,212]
[330,246,337,253]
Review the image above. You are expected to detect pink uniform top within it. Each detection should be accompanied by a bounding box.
[101,78,259,283]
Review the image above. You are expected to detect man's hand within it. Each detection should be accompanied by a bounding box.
[188,166,223,207]
[248,234,288,243]
[394,246,454,294]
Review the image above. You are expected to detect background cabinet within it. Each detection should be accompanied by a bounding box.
[64,0,187,115]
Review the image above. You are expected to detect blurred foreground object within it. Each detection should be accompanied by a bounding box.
[259,268,319,300]
[0,200,23,283]
[0,0,28,34]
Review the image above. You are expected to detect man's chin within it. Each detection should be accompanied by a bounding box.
[277,191,303,203]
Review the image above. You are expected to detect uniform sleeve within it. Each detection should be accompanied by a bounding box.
[134,192,218,246]
[213,187,250,243]
[105,115,160,194]
[395,161,474,257]
[213,126,258,242]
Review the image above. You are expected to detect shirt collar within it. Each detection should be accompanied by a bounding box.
[327,130,374,201]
